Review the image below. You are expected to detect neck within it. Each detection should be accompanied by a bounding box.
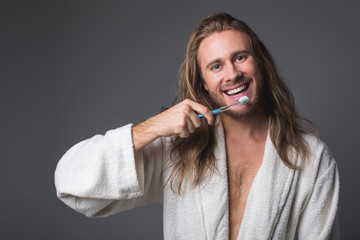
[220,108,269,142]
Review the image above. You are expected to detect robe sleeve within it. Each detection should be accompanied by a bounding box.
[297,144,340,239]
[54,123,164,218]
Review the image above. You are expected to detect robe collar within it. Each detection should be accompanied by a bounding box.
[199,119,297,239]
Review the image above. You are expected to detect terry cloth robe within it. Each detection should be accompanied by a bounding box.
[55,122,340,240]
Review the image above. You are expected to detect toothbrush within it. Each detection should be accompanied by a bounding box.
[198,96,249,119]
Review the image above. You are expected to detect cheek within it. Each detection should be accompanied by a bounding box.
[202,80,209,91]
[205,81,220,93]
[248,63,263,85]
[246,60,260,74]
[202,74,218,92]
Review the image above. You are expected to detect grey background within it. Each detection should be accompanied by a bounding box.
[1,0,359,239]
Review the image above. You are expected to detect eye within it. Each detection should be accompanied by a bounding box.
[211,64,221,71]
[235,55,247,62]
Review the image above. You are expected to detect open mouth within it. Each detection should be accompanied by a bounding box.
[224,83,249,96]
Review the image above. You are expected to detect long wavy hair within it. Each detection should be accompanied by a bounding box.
[167,12,315,194]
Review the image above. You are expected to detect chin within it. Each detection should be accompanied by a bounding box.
[224,109,252,119]
[225,98,261,119]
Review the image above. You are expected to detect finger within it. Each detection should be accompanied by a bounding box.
[174,117,190,138]
[189,112,202,129]
[186,101,213,125]
[186,117,196,134]
[178,125,190,138]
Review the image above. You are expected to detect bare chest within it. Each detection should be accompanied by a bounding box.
[226,142,264,240]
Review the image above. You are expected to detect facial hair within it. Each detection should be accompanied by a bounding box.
[207,75,264,119]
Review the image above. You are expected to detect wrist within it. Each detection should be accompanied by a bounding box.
[132,118,160,151]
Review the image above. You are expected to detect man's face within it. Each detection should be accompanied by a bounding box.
[197,30,263,119]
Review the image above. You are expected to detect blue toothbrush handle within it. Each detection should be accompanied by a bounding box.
[198,108,222,119]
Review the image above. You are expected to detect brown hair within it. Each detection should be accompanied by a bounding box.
[167,12,315,194]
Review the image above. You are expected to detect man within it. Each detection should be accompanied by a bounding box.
[55,12,339,239]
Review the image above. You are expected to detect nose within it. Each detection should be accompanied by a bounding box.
[224,63,242,82]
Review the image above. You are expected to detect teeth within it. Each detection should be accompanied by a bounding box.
[226,85,247,95]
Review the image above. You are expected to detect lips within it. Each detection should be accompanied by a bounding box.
[224,83,249,96]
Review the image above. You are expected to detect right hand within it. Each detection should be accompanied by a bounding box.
[132,99,214,150]
[151,99,214,138]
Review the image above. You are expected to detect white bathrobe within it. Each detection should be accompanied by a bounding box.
[55,123,340,239]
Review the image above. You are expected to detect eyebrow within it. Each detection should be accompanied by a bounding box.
[205,50,251,69]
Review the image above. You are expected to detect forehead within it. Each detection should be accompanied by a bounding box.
[198,30,252,65]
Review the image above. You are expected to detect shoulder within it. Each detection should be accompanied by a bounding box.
[300,133,338,181]
[294,134,340,208]
[303,133,335,165]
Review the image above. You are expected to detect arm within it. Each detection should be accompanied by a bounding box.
[55,99,213,217]
[55,124,163,217]
[297,145,340,239]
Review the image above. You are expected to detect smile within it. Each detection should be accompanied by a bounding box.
[225,83,249,96]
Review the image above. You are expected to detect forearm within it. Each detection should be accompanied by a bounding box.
[132,117,161,152]
[55,125,144,216]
